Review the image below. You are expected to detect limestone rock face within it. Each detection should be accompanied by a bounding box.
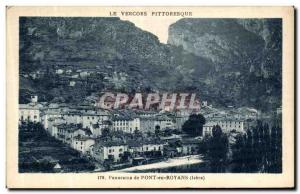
[168,18,282,110]
[19,17,282,111]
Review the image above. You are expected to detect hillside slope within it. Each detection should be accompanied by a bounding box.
[20,17,281,111]
[168,18,282,110]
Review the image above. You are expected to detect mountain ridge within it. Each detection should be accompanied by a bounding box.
[19,17,281,111]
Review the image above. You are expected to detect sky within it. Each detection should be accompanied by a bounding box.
[119,16,180,44]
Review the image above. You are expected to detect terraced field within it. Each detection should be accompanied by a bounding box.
[19,127,95,173]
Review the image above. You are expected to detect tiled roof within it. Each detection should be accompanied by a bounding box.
[127,139,164,147]
[127,140,143,147]
[112,115,133,121]
[73,135,95,141]
[181,138,200,145]
[19,103,42,110]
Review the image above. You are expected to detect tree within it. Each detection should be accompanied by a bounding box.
[269,124,282,173]
[102,128,110,137]
[230,122,263,173]
[231,133,248,172]
[120,151,132,163]
[230,120,282,173]
[146,131,152,138]
[155,127,161,136]
[168,140,182,149]
[133,129,143,139]
[163,128,173,137]
[182,114,206,136]
[206,125,229,172]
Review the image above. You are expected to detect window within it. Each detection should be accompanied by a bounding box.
[109,149,112,153]
[119,148,123,152]
[34,115,37,119]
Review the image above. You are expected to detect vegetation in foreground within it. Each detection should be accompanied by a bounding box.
[19,122,95,173]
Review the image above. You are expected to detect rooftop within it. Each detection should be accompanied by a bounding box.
[19,103,42,110]
[94,140,127,148]
[73,135,95,141]
[181,138,201,145]
[127,139,164,147]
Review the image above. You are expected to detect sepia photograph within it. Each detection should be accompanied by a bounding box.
[6,6,295,189]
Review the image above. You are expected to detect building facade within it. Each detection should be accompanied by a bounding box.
[72,136,95,154]
[19,103,41,123]
[203,119,247,136]
[112,117,140,133]
[93,141,128,162]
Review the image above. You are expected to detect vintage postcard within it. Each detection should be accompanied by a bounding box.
[6,6,294,189]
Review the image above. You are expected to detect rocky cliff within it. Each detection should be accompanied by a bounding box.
[19,17,211,103]
[19,17,281,111]
[168,18,282,110]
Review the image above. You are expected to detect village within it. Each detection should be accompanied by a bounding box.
[18,94,263,172]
